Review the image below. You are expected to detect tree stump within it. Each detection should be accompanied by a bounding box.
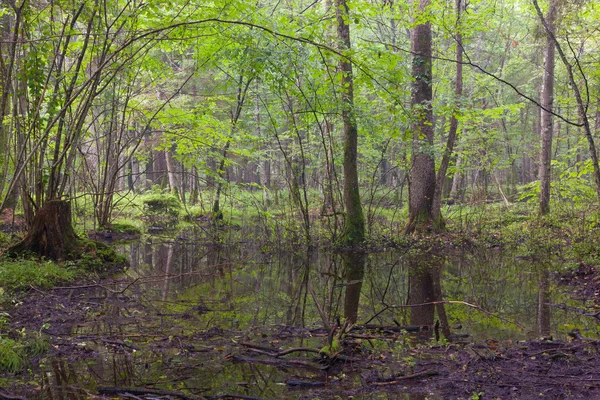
[8,200,82,260]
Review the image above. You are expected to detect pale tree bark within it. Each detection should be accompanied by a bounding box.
[165,145,180,200]
[432,0,463,223]
[538,0,557,215]
[405,0,439,234]
[337,0,365,245]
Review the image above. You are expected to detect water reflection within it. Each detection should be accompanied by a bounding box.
[537,269,551,336]
[343,251,365,324]
[24,234,600,399]
[405,255,451,340]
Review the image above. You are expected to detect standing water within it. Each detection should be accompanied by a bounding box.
[6,228,600,399]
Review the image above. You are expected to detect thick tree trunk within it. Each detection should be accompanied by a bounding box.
[538,0,556,215]
[8,200,81,260]
[337,0,365,246]
[405,0,439,234]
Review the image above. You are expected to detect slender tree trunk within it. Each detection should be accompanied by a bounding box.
[212,140,231,220]
[538,0,557,215]
[165,146,180,200]
[432,0,463,223]
[405,0,439,234]
[336,0,365,246]
[533,0,600,203]
[190,166,199,205]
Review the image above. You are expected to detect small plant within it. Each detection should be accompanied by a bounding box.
[0,337,24,373]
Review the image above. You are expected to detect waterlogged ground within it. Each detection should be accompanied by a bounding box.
[2,229,600,399]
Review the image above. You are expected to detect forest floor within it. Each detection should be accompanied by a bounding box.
[1,253,600,399]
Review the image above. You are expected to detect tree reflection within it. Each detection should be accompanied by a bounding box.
[342,251,365,324]
[537,268,551,336]
[408,254,450,340]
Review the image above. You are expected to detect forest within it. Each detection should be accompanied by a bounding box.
[1,0,600,398]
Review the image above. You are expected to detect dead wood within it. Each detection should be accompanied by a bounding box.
[97,386,205,400]
[368,369,439,386]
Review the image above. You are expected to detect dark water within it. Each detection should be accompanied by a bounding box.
[19,230,600,399]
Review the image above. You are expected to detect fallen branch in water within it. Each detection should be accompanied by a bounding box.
[368,369,439,386]
[239,341,320,357]
[205,395,265,400]
[228,354,326,370]
[98,386,205,400]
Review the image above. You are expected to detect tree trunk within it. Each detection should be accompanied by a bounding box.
[8,200,81,260]
[405,0,439,234]
[165,146,180,200]
[337,0,365,246]
[533,0,600,204]
[538,0,557,215]
[432,0,463,224]
[190,166,199,205]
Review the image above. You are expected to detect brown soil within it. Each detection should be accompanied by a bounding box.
[2,274,600,400]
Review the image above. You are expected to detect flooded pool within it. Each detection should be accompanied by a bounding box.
[8,230,600,399]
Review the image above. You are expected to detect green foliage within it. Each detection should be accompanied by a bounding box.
[71,241,128,273]
[109,220,142,235]
[0,337,24,373]
[0,258,79,292]
[142,192,182,217]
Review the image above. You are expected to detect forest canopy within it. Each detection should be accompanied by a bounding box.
[0,0,598,248]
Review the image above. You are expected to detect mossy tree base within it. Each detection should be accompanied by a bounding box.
[8,200,82,260]
[404,210,445,235]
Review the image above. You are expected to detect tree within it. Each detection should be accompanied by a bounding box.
[538,0,557,216]
[405,0,440,234]
[337,0,365,245]
[432,0,464,223]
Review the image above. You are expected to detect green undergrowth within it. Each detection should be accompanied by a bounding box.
[0,258,80,293]
[0,335,48,373]
[107,219,143,234]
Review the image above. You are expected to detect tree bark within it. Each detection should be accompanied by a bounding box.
[538,0,556,215]
[337,0,365,246]
[405,0,439,234]
[8,200,81,260]
[165,145,180,200]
